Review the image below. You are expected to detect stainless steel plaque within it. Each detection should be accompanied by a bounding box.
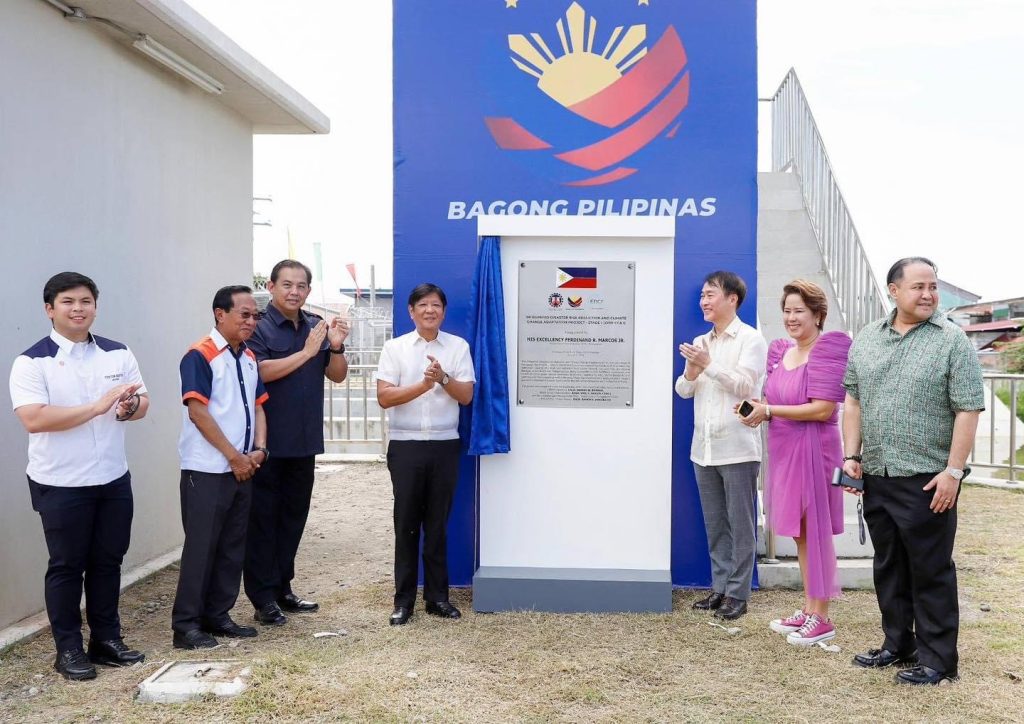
[517,261,635,408]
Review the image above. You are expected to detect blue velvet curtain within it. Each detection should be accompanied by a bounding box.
[460,235,510,454]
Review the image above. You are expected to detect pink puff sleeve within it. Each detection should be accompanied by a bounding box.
[765,338,791,378]
[806,331,852,402]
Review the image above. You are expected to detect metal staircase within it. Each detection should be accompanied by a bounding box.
[756,70,889,590]
[765,69,889,334]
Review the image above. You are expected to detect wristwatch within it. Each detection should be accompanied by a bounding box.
[441,373,450,387]
[329,344,346,354]
[253,447,270,462]
[945,467,965,481]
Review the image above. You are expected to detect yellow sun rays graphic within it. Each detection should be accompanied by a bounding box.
[508,1,647,107]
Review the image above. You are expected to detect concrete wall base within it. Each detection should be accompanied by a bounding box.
[473,566,672,613]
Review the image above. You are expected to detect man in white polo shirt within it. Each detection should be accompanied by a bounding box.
[171,285,269,649]
[10,272,149,681]
[676,270,767,621]
[376,283,475,626]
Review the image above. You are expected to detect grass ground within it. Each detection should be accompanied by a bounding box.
[1,463,1022,722]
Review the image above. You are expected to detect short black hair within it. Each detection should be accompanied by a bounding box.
[212,285,253,317]
[703,271,747,308]
[270,259,313,284]
[408,283,447,309]
[43,272,99,306]
[886,257,938,286]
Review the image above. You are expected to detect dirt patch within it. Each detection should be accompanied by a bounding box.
[1,465,1022,722]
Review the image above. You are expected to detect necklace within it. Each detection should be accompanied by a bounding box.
[797,331,820,350]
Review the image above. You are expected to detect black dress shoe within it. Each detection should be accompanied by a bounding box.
[389,606,413,626]
[425,601,462,619]
[692,592,725,611]
[278,592,319,613]
[896,665,959,685]
[715,597,748,620]
[852,648,919,669]
[203,618,258,638]
[172,629,219,650]
[87,638,145,667]
[55,649,97,681]
[254,601,288,625]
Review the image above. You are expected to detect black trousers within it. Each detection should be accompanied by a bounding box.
[863,472,960,674]
[171,470,252,633]
[243,456,316,607]
[28,473,133,653]
[387,439,461,608]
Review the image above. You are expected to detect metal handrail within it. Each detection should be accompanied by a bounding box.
[970,373,1023,483]
[767,68,890,336]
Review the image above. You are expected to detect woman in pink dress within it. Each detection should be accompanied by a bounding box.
[739,280,851,645]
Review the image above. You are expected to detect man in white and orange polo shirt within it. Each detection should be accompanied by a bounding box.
[171,285,269,650]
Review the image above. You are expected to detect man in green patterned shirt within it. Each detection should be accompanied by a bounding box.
[841,257,984,686]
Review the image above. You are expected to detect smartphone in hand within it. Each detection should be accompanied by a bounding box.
[738,400,754,417]
[831,467,864,491]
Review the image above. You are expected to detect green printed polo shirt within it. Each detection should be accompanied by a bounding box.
[843,310,985,477]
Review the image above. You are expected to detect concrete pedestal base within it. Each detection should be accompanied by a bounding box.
[473,566,672,613]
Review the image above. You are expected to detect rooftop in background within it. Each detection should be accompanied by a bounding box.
[937,278,981,313]
[947,295,1024,320]
[66,0,329,133]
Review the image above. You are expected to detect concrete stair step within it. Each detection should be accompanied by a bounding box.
[758,557,874,590]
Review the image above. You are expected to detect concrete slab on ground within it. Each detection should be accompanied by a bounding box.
[137,660,251,704]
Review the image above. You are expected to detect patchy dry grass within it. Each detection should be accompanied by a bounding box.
[1,465,1022,722]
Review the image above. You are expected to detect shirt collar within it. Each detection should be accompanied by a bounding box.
[883,308,946,330]
[264,302,310,329]
[50,328,93,353]
[412,331,445,346]
[209,327,247,356]
[710,316,743,340]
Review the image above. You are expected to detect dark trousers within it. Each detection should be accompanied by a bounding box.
[387,439,461,608]
[243,456,316,607]
[171,470,252,633]
[863,472,960,674]
[28,473,133,653]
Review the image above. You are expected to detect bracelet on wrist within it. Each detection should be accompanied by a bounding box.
[329,343,346,354]
[115,393,141,422]
[843,455,862,463]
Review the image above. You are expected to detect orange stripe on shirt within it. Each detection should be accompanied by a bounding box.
[255,392,269,406]
[182,391,210,405]
[189,337,221,363]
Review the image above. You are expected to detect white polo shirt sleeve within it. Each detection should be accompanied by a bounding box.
[10,355,49,409]
[123,347,147,395]
[451,337,476,383]
[375,339,400,385]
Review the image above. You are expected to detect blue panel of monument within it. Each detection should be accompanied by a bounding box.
[393,0,758,587]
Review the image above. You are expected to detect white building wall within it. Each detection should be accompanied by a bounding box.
[0,1,253,629]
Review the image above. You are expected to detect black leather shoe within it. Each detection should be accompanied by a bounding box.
[254,601,288,626]
[896,665,959,685]
[87,638,145,667]
[852,648,919,669]
[389,606,413,626]
[425,601,462,619]
[692,592,725,611]
[55,649,97,681]
[172,629,219,650]
[203,618,258,638]
[278,593,319,613]
[715,597,748,620]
